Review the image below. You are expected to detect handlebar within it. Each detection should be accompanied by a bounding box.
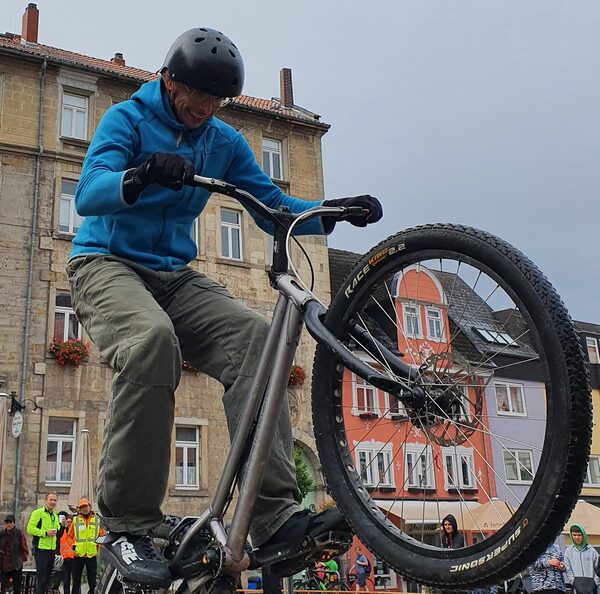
[189,175,367,228]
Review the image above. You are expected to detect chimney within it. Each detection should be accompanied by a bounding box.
[21,3,39,44]
[111,53,126,67]
[280,68,294,108]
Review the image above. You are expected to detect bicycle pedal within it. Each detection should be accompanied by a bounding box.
[116,573,159,594]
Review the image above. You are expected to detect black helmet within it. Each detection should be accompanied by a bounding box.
[162,28,244,98]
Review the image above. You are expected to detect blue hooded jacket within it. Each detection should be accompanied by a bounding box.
[71,78,327,271]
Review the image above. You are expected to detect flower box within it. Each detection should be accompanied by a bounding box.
[288,365,306,387]
[48,338,90,367]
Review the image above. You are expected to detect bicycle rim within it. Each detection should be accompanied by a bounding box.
[312,224,591,587]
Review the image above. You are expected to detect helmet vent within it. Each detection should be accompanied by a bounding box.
[195,37,205,43]
[231,43,238,50]
[199,28,208,32]
[211,47,218,54]
[228,49,236,58]
[216,36,222,42]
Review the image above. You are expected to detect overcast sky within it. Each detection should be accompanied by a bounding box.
[3,1,599,322]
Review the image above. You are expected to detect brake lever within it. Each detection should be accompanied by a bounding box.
[338,206,368,220]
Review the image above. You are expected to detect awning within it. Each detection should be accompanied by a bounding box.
[374,499,480,528]
[562,499,600,536]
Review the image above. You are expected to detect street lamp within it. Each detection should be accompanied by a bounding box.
[0,391,40,438]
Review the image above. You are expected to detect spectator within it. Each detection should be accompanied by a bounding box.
[68,498,103,594]
[26,492,60,594]
[350,546,370,592]
[57,512,75,594]
[0,514,29,594]
[438,514,465,549]
[564,524,600,594]
[528,542,566,594]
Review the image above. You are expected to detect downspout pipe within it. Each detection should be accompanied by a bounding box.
[14,57,47,518]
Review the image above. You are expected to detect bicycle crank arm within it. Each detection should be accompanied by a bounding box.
[303,300,416,396]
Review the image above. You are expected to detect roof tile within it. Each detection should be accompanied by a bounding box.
[0,32,328,127]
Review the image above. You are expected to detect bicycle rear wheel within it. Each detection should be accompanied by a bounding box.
[312,224,591,588]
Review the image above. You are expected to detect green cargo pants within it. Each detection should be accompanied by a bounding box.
[66,254,302,545]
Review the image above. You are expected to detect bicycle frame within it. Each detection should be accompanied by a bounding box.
[167,176,418,588]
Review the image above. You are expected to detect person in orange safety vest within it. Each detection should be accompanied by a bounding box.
[57,512,74,594]
[67,499,104,594]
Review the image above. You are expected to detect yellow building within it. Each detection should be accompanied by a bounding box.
[578,321,600,510]
[0,4,330,520]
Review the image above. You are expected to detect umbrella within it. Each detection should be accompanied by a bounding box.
[562,499,600,536]
[68,428,95,511]
[0,398,7,505]
[460,499,516,532]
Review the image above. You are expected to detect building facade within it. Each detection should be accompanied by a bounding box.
[0,4,331,522]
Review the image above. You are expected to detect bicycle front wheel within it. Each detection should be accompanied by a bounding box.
[312,224,591,588]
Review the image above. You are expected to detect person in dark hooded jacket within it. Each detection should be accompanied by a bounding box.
[438,514,465,549]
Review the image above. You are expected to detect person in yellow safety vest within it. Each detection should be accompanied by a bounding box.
[26,491,60,594]
[57,513,75,594]
[67,499,104,594]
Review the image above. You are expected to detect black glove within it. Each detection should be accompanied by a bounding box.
[322,195,383,231]
[123,152,195,204]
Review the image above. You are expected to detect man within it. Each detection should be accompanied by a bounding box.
[68,26,381,590]
[68,499,102,594]
[350,547,370,592]
[26,492,60,594]
[528,541,566,594]
[0,515,29,594]
[564,524,600,594]
[57,512,74,594]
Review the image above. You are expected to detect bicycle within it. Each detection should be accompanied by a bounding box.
[293,566,344,591]
[97,174,592,594]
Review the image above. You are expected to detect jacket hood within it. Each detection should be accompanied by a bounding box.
[570,523,589,550]
[442,514,459,536]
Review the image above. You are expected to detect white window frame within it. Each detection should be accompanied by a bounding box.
[404,444,435,489]
[46,417,76,485]
[453,385,472,423]
[502,448,534,484]
[495,382,527,416]
[401,303,422,338]
[584,455,600,486]
[58,179,83,235]
[383,391,407,418]
[175,425,201,490]
[355,441,395,488]
[190,217,199,246]
[262,137,284,181]
[54,292,83,341]
[586,337,600,364]
[220,208,243,261]
[352,373,380,416]
[61,92,88,140]
[425,307,443,341]
[442,447,476,490]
